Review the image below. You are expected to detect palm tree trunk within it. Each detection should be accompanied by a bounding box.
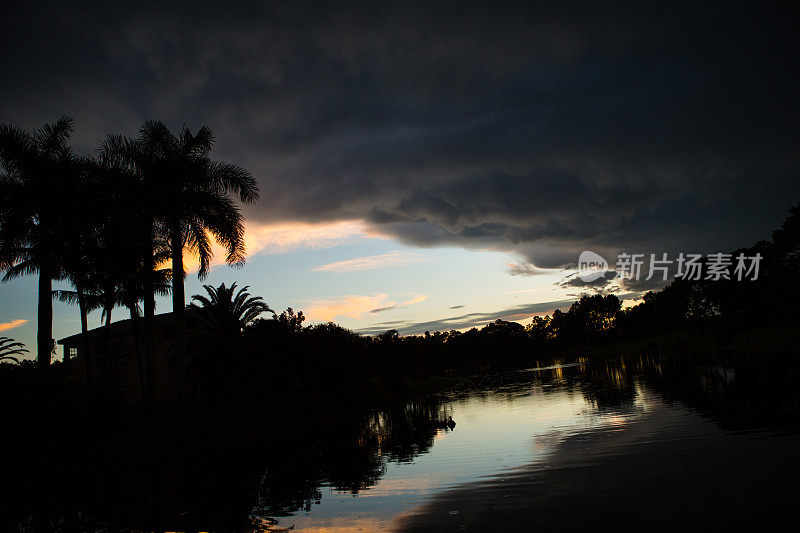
[102,288,113,362]
[143,221,156,404]
[171,222,187,400]
[37,260,52,369]
[77,286,93,387]
[98,303,112,395]
[102,305,112,350]
[129,306,146,404]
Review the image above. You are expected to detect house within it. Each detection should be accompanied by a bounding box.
[58,312,189,403]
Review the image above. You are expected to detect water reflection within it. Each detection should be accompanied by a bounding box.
[253,353,800,531]
[398,354,800,531]
[5,353,800,531]
[249,400,448,524]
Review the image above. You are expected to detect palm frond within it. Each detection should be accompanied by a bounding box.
[2,259,38,282]
[182,125,215,157]
[0,123,35,175]
[52,289,79,304]
[189,282,271,344]
[34,115,74,157]
[185,219,213,279]
[0,336,29,362]
[207,161,260,203]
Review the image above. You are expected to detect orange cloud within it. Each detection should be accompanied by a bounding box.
[245,219,375,256]
[400,294,428,306]
[311,251,426,272]
[0,319,28,332]
[305,294,392,322]
[308,293,429,320]
[182,219,379,273]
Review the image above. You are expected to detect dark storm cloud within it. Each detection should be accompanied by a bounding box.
[559,276,671,296]
[559,271,618,289]
[357,298,577,336]
[2,1,798,266]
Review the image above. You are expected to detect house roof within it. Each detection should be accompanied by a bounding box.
[57,312,182,345]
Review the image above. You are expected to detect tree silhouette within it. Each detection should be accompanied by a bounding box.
[188,282,271,398]
[0,116,79,368]
[99,132,169,402]
[136,122,259,398]
[0,336,28,364]
[190,282,271,339]
[51,158,104,381]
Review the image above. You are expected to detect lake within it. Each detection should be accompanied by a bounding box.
[7,353,800,531]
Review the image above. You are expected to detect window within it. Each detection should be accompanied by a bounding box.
[69,347,78,358]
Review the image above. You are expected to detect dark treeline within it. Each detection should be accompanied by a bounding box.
[613,205,800,341]
[185,204,800,401]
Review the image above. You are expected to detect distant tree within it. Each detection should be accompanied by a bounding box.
[525,315,551,345]
[272,307,305,333]
[772,203,800,270]
[543,295,621,346]
[378,329,400,343]
[569,294,621,333]
[548,309,566,340]
[483,319,526,336]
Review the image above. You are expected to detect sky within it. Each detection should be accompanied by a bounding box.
[1,1,799,353]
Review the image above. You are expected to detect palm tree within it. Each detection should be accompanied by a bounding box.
[137,121,259,398]
[51,155,108,383]
[0,336,28,364]
[99,133,169,403]
[52,283,102,381]
[118,268,173,403]
[190,282,272,341]
[188,283,271,398]
[110,247,172,403]
[56,153,175,401]
[0,116,78,368]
